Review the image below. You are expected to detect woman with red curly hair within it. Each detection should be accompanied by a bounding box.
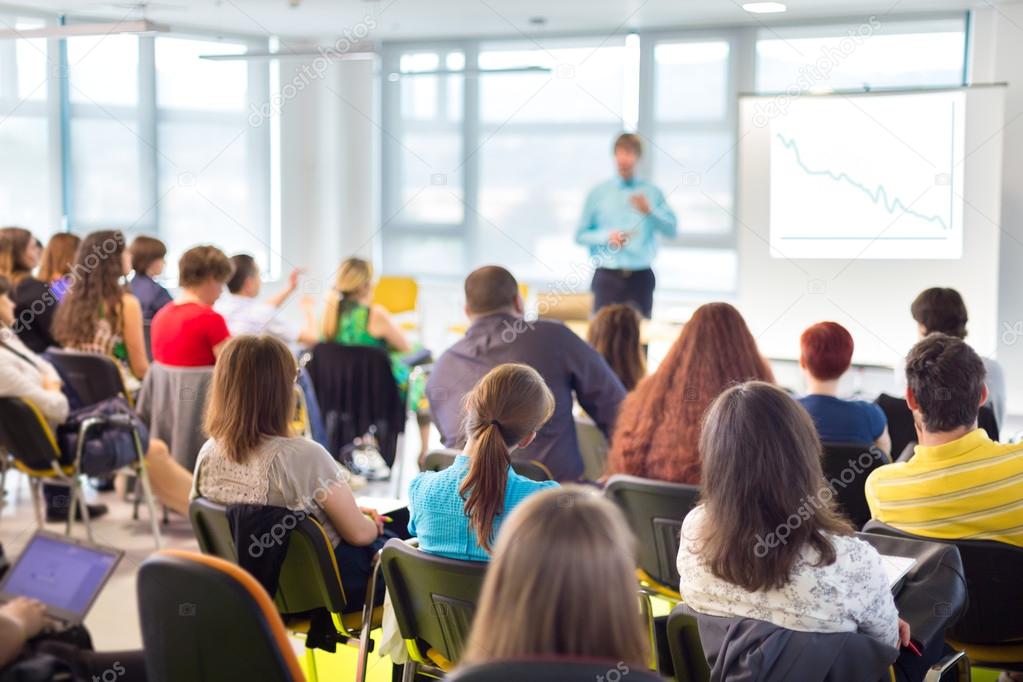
[605,302,773,484]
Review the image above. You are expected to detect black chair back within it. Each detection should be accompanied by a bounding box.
[863,521,1021,644]
[188,497,238,563]
[819,442,890,529]
[604,475,700,591]
[876,393,999,461]
[380,538,488,665]
[423,448,552,482]
[0,397,64,472]
[665,604,711,682]
[448,660,665,681]
[45,348,128,406]
[137,550,303,682]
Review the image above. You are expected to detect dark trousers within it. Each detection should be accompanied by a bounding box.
[331,507,411,611]
[591,267,655,318]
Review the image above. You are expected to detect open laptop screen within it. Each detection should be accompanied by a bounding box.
[0,532,122,624]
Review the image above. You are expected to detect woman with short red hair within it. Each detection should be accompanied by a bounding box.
[798,321,890,453]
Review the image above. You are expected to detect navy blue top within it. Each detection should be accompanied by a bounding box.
[129,274,173,322]
[798,394,887,445]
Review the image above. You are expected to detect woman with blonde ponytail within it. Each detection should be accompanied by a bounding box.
[408,363,559,560]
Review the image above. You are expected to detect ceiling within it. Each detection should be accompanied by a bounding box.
[3,0,1004,41]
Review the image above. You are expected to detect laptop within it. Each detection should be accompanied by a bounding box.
[0,531,123,627]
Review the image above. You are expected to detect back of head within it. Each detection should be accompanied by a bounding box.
[911,287,968,338]
[0,227,34,282]
[227,254,258,294]
[203,335,297,462]
[906,333,985,433]
[53,230,127,347]
[800,321,854,381]
[459,363,555,552]
[698,381,851,591]
[608,302,773,483]
[129,235,167,274]
[462,486,649,667]
[179,245,233,289]
[587,303,645,391]
[464,266,518,316]
[322,258,374,339]
[39,233,82,282]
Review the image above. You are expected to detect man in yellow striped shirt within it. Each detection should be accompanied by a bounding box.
[865,334,1023,547]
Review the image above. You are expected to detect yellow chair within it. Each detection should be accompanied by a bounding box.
[373,276,418,315]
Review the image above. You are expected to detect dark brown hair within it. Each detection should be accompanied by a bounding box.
[587,303,645,391]
[906,333,986,432]
[129,236,167,274]
[459,363,554,552]
[607,302,774,484]
[614,132,642,157]
[464,266,518,315]
[462,487,649,668]
[698,382,853,591]
[911,287,968,339]
[203,335,297,462]
[39,233,82,283]
[179,245,233,288]
[227,254,258,294]
[0,275,11,298]
[0,227,36,284]
[52,230,127,348]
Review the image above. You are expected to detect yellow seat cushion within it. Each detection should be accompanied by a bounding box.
[946,638,1023,664]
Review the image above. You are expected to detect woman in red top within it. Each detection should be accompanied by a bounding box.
[151,245,233,366]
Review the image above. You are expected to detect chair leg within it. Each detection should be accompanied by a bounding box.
[639,591,657,671]
[304,646,319,682]
[136,465,162,550]
[356,550,384,682]
[401,661,418,682]
[28,478,43,529]
[65,480,77,537]
[75,478,93,543]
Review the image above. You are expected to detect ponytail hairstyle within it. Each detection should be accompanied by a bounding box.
[321,257,373,340]
[458,363,555,552]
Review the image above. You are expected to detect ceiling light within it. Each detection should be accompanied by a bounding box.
[0,19,170,39]
[742,2,787,14]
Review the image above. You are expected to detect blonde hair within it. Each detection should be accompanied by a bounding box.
[203,335,297,463]
[321,257,373,340]
[461,487,649,666]
[459,363,554,552]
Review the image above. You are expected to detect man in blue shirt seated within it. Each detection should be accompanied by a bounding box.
[575,133,678,318]
[426,266,626,482]
[797,321,891,454]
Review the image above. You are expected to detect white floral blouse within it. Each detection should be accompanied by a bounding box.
[676,505,900,649]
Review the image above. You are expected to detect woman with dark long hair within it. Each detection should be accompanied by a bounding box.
[586,303,645,391]
[606,302,773,484]
[52,230,149,388]
[0,226,53,353]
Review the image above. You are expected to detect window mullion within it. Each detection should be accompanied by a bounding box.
[139,35,158,231]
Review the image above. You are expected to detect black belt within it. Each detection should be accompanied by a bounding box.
[598,267,648,278]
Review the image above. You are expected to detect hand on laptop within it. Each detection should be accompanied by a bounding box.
[1,597,46,638]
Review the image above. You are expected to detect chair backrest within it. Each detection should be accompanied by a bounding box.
[380,538,488,665]
[448,660,664,682]
[137,549,304,682]
[274,515,348,616]
[819,442,890,529]
[863,521,1023,644]
[135,362,215,470]
[0,397,64,473]
[44,349,128,407]
[373,276,419,314]
[665,605,711,682]
[604,475,700,590]
[574,418,609,482]
[188,497,238,563]
[875,393,999,463]
[422,448,552,483]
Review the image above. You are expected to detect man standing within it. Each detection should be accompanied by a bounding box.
[576,133,677,318]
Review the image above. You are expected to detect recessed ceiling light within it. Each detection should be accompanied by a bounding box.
[742,2,787,13]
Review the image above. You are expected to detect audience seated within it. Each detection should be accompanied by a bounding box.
[606,302,773,484]
[0,227,54,354]
[37,232,80,302]
[674,381,942,676]
[128,235,173,322]
[216,254,316,347]
[866,334,1023,547]
[797,321,890,453]
[151,245,233,367]
[409,363,559,561]
[909,287,1006,426]
[586,303,645,391]
[460,486,649,669]
[428,266,625,482]
[52,230,149,391]
[192,335,389,609]
[0,274,192,518]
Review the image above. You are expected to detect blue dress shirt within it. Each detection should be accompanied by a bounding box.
[576,176,678,270]
[408,454,559,562]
